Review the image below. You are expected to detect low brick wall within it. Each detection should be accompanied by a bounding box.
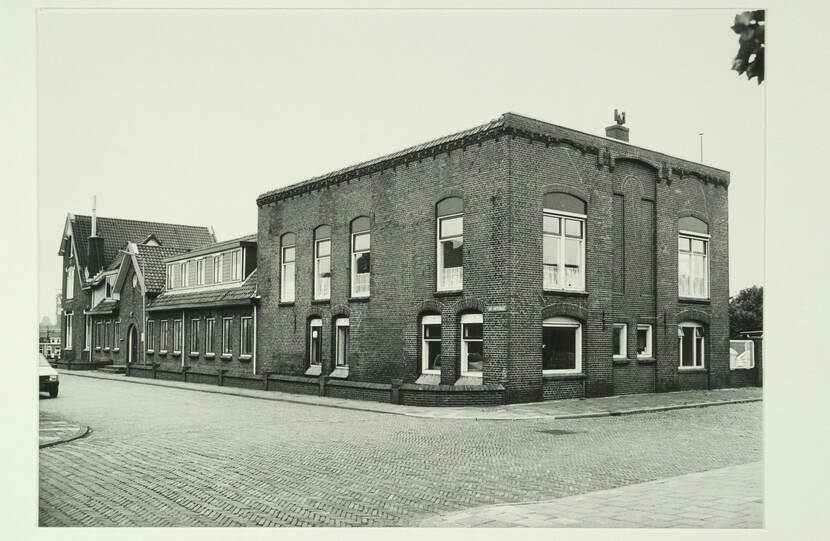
[267,375,319,396]
[326,380,391,403]
[542,377,585,400]
[399,384,505,406]
[54,360,112,371]
[223,375,263,390]
[187,371,220,386]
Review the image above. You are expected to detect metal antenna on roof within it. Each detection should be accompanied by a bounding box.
[91,195,97,237]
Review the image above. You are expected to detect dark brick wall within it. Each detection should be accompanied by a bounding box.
[59,249,87,362]
[541,378,584,400]
[88,263,146,365]
[399,387,504,407]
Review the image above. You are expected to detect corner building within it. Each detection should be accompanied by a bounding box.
[256,113,734,405]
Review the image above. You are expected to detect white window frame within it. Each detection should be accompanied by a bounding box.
[314,239,331,300]
[104,321,111,351]
[64,312,73,349]
[636,324,653,358]
[421,315,442,375]
[190,318,200,354]
[146,320,155,353]
[542,316,582,375]
[205,318,215,354]
[437,213,464,291]
[214,254,223,284]
[678,230,710,299]
[335,318,350,367]
[84,315,92,350]
[179,264,185,290]
[240,317,253,357]
[160,320,168,353]
[231,249,242,281]
[351,232,371,298]
[678,322,705,369]
[281,243,296,303]
[612,323,627,359]
[166,264,174,289]
[196,258,205,286]
[66,267,75,299]
[460,313,484,377]
[172,319,182,353]
[543,209,586,292]
[222,317,233,355]
[309,318,322,366]
[114,320,120,351]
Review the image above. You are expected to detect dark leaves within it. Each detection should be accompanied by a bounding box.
[731,10,765,84]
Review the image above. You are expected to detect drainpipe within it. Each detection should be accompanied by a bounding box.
[181,310,186,368]
[253,302,257,375]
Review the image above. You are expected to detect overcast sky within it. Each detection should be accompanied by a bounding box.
[37,8,764,323]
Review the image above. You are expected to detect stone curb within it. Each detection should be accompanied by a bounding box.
[39,425,91,449]
[59,370,761,421]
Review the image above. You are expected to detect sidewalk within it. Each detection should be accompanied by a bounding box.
[59,370,762,420]
[420,461,763,528]
[39,411,90,448]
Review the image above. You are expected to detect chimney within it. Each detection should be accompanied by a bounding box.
[87,195,105,276]
[605,109,629,142]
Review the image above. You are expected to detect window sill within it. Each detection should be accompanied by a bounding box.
[146,349,155,354]
[172,351,181,357]
[158,350,168,356]
[304,365,322,377]
[637,357,656,365]
[83,348,90,352]
[221,353,233,361]
[329,366,349,379]
[434,289,463,298]
[678,297,710,305]
[542,371,586,381]
[113,348,120,353]
[204,353,215,360]
[612,358,630,366]
[189,352,200,359]
[104,347,111,352]
[239,354,252,362]
[455,375,482,386]
[278,301,295,307]
[678,366,707,372]
[95,347,101,352]
[311,299,330,305]
[348,296,370,303]
[543,289,588,298]
[415,373,441,386]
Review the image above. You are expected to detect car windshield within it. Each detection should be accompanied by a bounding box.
[39,355,52,367]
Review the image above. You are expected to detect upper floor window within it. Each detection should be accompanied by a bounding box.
[179,263,185,290]
[166,265,174,289]
[678,322,705,368]
[105,276,114,298]
[678,217,709,299]
[460,313,483,377]
[421,315,442,375]
[542,316,582,374]
[214,254,223,284]
[314,226,331,300]
[351,217,371,298]
[281,233,296,303]
[437,197,463,291]
[543,193,586,291]
[231,250,242,281]
[196,259,205,286]
[65,267,74,299]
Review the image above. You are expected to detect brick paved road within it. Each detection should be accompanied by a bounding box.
[39,374,762,527]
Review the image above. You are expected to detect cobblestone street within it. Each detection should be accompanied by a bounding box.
[39,374,762,527]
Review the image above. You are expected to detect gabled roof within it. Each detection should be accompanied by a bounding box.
[134,244,192,294]
[62,215,215,270]
[256,112,730,207]
[147,269,258,312]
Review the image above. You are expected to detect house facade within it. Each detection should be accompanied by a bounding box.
[253,113,734,405]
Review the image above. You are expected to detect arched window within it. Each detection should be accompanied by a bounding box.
[678,321,705,368]
[678,217,709,299]
[460,313,483,376]
[436,197,464,291]
[280,233,296,302]
[542,316,582,373]
[334,317,350,367]
[543,193,586,291]
[421,314,442,375]
[314,226,331,300]
[350,217,371,298]
[308,318,322,367]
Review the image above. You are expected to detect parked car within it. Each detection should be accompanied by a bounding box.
[39,353,59,398]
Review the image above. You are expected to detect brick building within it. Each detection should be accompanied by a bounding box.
[57,211,215,369]
[253,113,736,405]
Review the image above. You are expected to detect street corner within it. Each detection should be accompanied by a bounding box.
[39,411,90,449]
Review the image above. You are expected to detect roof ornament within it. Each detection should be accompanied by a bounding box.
[614,109,626,126]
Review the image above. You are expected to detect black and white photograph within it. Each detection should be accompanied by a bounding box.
[2,0,827,537]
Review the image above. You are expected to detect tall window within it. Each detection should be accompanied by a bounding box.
[335,318,349,367]
[196,259,205,286]
[95,321,102,349]
[437,198,463,291]
[146,320,155,351]
[179,264,186,290]
[114,321,120,349]
[66,267,74,299]
[205,318,215,354]
[241,317,253,356]
[543,193,586,291]
[679,322,705,368]
[314,226,331,300]
[309,318,322,366]
[280,233,296,302]
[173,320,182,353]
[160,320,168,352]
[190,319,199,353]
[232,250,242,281]
[105,321,111,350]
[84,316,92,350]
[105,277,114,298]
[222,318,233,355]
[214,254,223,284]
[678,217,709,299]
[351,217,371,298]
[612,323,627,358]
[542,316,582,374]
[166,265,174,289]
[421,315,442,374]
[460,313,483,376]
[64,313,73,349]
[637,324,653,358]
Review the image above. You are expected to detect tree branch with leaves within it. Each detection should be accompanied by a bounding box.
[732,10,765,84]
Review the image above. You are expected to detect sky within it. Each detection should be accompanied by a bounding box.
[37,8,765,323]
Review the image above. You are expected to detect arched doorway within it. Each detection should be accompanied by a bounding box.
[127,324,138,364]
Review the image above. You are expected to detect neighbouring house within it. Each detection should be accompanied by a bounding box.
[39,319,61,359]
[57,209,215,368]
[248,112,739,405]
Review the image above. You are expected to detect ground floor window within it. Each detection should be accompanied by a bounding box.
[146,320,155,351]
[679,322,705,368]
[95,321,102,349]
[460,313,483,376]
[105,321,111,350]
[114,321,120,349]
[241,317,253,356]
[542,317,582,373]
[335,318,349,366]
[612,323,627,358]
[84,316,91,350]
[637,324,653,358]
[309,318,322,366]
[421,315,441,374]
[64,313,73,349]
[205,318,215,354]
[190,319,199,353]
[160,320,168,352]
[173,320,183,353]
[222,318,233,355]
